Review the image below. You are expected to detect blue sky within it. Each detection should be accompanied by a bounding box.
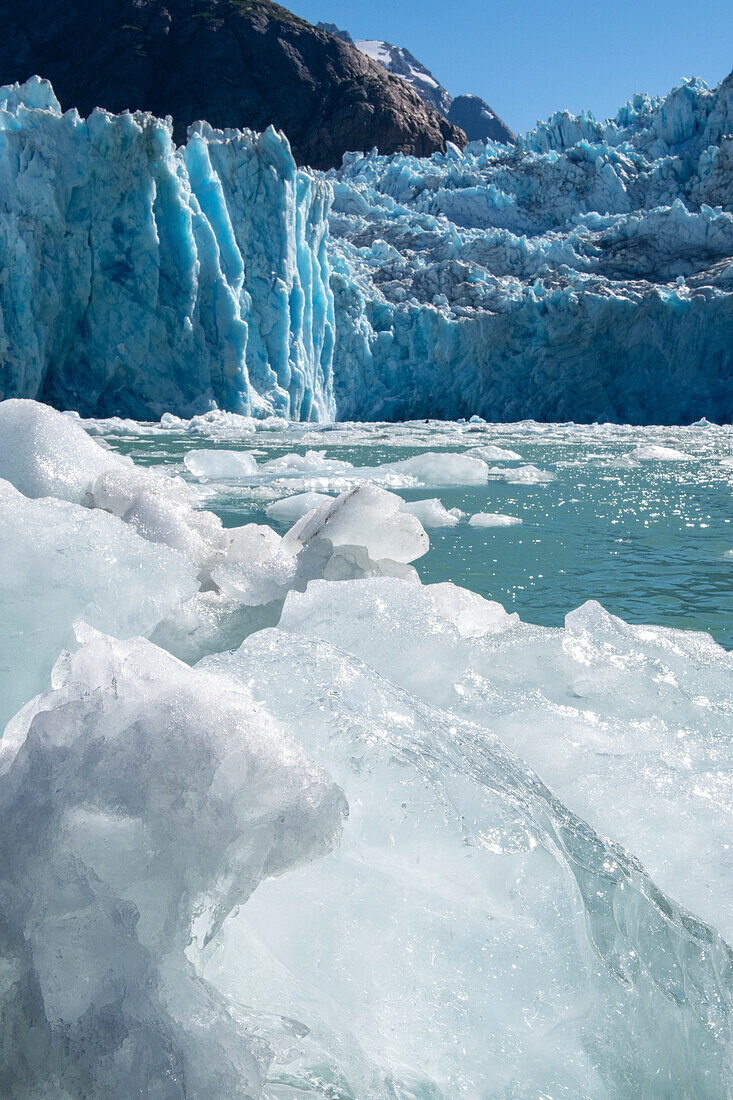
[290,0,733,134]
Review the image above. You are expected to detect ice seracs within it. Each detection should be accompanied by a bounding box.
[0,72,731,423]
[0,92,335,420]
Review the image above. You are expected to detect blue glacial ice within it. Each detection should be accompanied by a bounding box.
[0,71,732,422]
[0,80,335,420]
[327,74,733,422]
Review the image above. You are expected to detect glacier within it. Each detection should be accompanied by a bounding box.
[0,71,731,422]
[0,79,335,420]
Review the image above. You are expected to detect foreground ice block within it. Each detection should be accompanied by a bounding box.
[279,579,733,941]
[0,629,346,1097]
[0,400,227,571]
[200,627,733,1097]
[0,478,198,729]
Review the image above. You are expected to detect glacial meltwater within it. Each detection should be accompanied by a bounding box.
[99,416,733,646]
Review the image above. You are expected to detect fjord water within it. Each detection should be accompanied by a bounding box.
[101,418,733,646]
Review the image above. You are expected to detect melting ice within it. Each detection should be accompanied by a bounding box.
[0,399,731,1098]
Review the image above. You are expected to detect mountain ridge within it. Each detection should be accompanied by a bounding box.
[0,0,466,169]
[317,21,515,144]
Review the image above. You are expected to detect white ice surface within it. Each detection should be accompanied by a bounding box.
[469,511,523,527]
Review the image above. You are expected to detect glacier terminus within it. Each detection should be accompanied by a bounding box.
[0,70,731,423]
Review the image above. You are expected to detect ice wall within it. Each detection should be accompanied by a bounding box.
[0,72,731,422]
[328,72,733,423]
[0,79,335,420]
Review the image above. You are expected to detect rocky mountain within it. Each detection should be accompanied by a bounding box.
[448,94,516,143]
[0,0,465,169]
[353,38,453,117]
[319,24,514,145]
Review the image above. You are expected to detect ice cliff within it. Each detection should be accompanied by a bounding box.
[0,79,335,420]
[328,72,733,422]
[0,71,732,422]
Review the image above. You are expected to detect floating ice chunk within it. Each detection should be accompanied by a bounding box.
[211,488,428,618]
[719,456,733,469]
[199,629,733,1097]
[490,463,556,484]
[0,478,198,733]
[183,449,259,479]
[260,450,353,475]
[266,492,336,523]
[385,452,489,485]
[225,522,282,564]
[400,497,461,526]
[0,630,346,1095]
[469,511,523,527]
[468,444,522,462]
[628,444,691,461]
[283,484,430,564]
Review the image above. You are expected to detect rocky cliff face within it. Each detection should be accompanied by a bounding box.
[352,38,454,117]
[320,23,515,145]
[448,94,515,144]
[0,0,465,169]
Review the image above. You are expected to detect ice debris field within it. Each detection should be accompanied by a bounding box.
[0,397,732,1098]
[0,70,731,423]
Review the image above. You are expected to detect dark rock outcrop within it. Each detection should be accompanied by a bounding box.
[316,21,353,45]
[353,38,453,117]
[0,0,465,169]
[448,94,515,144]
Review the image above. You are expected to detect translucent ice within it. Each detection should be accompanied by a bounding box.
[199,627,733,1097]
[0,478,197,729]
[279,579,733,940]
[0,629,346,1096]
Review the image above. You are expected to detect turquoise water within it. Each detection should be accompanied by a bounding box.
[99,419,733,646]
